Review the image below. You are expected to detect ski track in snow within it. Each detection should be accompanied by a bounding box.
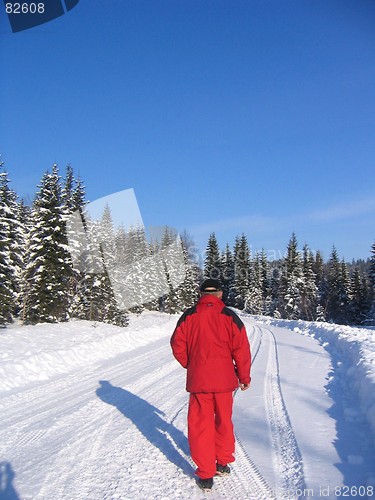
[260,325,306,499]
[3,315,360,499]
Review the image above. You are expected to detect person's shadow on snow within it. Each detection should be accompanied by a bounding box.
[96,380,193,476]
[0,462,20,500]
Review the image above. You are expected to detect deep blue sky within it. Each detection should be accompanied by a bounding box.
[1,0,375,261]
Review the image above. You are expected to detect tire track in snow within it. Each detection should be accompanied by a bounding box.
[262,325,306,499]
[247,323,263,362]
[213,439,276,500]
[169,391,276,500]
[220,323,276,500]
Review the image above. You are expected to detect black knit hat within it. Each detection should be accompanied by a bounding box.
[200,278,222,292]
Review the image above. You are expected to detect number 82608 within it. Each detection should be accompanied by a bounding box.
[5,3,45,14]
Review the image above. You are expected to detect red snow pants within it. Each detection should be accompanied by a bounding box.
[188,392,235,479]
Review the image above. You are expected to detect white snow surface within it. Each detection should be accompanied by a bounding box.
[1,312,375,500]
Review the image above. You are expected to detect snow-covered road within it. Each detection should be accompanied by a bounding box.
[1,313,374,499]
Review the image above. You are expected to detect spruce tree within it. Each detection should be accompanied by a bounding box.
[233,234,251,310]
[71,210,129,326]
[340,260,352,324]
[313,250,326,320]
[322,247,351,324]
[178,232,200,309]
[313,250,325,286]
[0,167,23,324]
[245,252,263,315]
[321,247,338,323]
[0,174,14,325]
[62,165,89,320]
[99,204,116,272]
[160,227,178,313]
[279,233,304,320]
[23,165,72,323]
[301,244,318,321]
[124,224,153,313]
[204,233,221,280]
[369,241,375,322]
[160,227,185,314]
[221,244,235,305]
[98,205,129,324]
[18,200,32,321]
[350,268,370,325]
[269,264,282,318]
[361,274,372,324]
[114,225,128,268]
[259,249,273,315]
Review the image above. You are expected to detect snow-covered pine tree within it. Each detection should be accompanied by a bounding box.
[221,244,235,306]
[0,219,13,325]
[361,273,372,324]
[245,252,263,315]
[125,225,150,314]
[22,165,72,324]
[61,165,88,320]
[98,204,128,325]
[141,232,163,311]
[301,244,318,321]
[279,233,304,320]
[269,264,282,318]
[204,232,222,280]
[258,249,273,315]
[233,234,251,310]
[96,207,129,325]
[350,268,370,325]
[369,241,375,322]
[0,166,25,325]
[114,225,128,268]
[339,259,352,324]
[313,250,325,285]
[62,164,75,211]
[313,249,325,320]
[71,209,129,326]
[0,171,15,325]
[99,204,116,271]
[69,214,99,322]
[178,232,200,309]
[113,224,143,312]
[17,199,32,320]
[161,226,184,314]
[321,247,351,325]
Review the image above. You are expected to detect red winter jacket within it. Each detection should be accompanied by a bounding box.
[170,294,251,393]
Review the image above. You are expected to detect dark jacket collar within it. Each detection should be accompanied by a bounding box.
[197,294,225,312]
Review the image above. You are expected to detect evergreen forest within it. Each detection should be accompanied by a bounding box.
[1,162,374,327]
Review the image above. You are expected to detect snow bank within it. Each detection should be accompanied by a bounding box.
[0,312,177,392]
[253,315,375,446]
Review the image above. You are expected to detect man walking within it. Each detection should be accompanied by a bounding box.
[170,278,251,491]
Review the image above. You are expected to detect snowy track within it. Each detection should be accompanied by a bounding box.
[262,326,305,498]
[1,314,374,499]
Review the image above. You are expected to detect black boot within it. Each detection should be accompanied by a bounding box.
[197,477,214,491]
[216,463,231,475]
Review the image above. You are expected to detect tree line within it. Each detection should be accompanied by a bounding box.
[0,162,374,327]
[0,163,200,327]
[203,233,375,325]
